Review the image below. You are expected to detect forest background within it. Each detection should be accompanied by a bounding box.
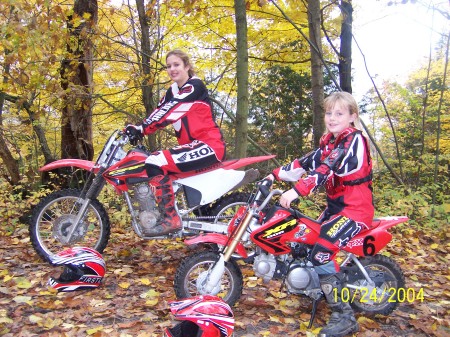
[0,0,449,336]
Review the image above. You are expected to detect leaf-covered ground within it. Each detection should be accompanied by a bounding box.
[1,219,449,337]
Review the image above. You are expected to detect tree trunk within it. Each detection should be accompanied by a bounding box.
[0,132,20,185]
[60,0,97,160]
[0,39,21,185]
[339,0,353,93]
[234,0,249,158]
[26,103,56,164]
[308,0,325,147]
[135,0,157,150]
[431,32,449,216]
[136,0,154,115]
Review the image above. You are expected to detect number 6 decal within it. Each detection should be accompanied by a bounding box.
[363,235,376,256]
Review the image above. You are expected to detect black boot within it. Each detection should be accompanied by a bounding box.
[145,175,182,236]
[318,274,359,337]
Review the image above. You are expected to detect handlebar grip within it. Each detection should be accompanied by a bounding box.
[258,179,272,198]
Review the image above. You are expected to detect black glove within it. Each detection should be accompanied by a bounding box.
[124,124,144,145]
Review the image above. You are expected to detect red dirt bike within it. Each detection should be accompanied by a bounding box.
[174,179,408,326]
[29,130,274,263]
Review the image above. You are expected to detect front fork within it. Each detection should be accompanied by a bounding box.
[64,170,106,243]
[203,210,255,293]
[63,198,93,244]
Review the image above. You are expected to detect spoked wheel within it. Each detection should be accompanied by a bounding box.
[209,192,249,223]
[184,192,249,237]
[29,188,110,263]
[174,251,243,306]
[346,254,405,316]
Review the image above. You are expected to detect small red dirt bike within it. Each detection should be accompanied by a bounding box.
[174,179,408,326]
[29,130,274,263]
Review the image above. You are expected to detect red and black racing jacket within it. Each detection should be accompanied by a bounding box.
[141,77,226,160]
[272,127,374,227]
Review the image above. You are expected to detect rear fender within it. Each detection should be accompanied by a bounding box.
[175,169,248,206]
[39,159,98,173]
[344,216,409,256]
[172,155,276,179]
[370,216,409,229]
[184,233,248,259]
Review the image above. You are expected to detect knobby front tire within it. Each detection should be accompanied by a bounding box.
[174,250,243,306]
[29,188,111,263]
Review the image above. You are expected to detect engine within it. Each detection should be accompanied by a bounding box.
[285,262,320,294]
[253,253,279,283]
[132,183,160,231]
[253,247,321,295]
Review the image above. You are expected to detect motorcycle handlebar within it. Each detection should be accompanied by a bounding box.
[257,188,283,212]
[258,178,273,198]
[117,129,130,144]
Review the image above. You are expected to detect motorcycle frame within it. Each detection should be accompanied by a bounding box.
[184,184,408,294]
[39,130,276,240]
[186,186,408,261]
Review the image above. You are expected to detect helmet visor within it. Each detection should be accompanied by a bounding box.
[163,321,202,337]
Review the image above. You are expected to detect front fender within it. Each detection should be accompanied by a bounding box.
[39,159,98,173]
[184,233,248,259]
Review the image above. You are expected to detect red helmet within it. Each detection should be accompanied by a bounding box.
[48,247,106,292]
[163,295,234,337]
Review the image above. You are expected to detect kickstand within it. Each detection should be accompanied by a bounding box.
[308,298,319,329]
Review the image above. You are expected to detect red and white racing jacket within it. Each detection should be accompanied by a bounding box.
[272,127,374,226]
[142,77,226,160]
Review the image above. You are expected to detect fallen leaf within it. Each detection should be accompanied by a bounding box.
[15,277,33,289]
[28,314,42,323]
[118,282,130,289]
[139,278,151,285]
[12,295,32,304]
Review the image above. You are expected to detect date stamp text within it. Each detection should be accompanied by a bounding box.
[333,287,425,303]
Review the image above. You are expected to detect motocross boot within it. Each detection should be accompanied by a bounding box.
[145,175,182,236]
[318,273,359,337]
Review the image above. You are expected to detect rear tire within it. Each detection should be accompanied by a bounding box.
[174,251,243,306]
[208,192,250,221]
[29,188,111,263]
[346,254,405,316]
